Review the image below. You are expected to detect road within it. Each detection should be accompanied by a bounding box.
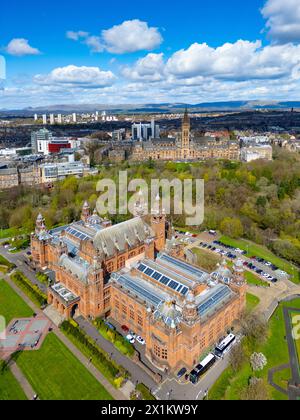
[0,246,47,294]
[3,242,299,400]
[154,342,240,401]
[76,316,158,392]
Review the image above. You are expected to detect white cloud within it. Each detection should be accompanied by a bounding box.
[121,53,165,81]
[34,65,116,88]
[67,19,163,54]
[102,20,163,54]
[66,31,89,41]
[83,36,103,53]
[262,0,300,44]
[5,38,41,56]
[165,40,300,81]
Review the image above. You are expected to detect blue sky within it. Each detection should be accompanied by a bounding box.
[1,0,300,108]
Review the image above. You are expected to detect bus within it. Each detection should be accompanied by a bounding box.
[189,353,216,384]
[215,334,236,358]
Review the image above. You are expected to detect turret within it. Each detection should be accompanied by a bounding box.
[231,259,246,313]
[35,213,46,236]
[232,259,246,286]
[182,292,198,325]
[81,201,90,224]
[181,108,190,150]
[151,194,166,253]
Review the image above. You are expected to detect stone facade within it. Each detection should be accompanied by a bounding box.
[130,110,240,162]
[31,201,246,372]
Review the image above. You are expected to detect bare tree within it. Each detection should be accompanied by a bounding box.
[240,312,268,347]
[242,377,269,401]
[229,342,246,373]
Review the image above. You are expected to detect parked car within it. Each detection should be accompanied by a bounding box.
[177,368,187,379]
[121,325,129,333]
[129,331,137,339]
[136,336,146,346]
[126,334,135,344]
[104,321,116,331]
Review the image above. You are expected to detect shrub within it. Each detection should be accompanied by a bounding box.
[136,384,156,401]
[0,255,15,271]
[94,318,135,357]
[10,271,47,307]
[61,320,129,387]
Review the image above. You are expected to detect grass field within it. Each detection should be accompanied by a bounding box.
[0,279,33,324]
[291,311,300,371]
[192,247,222,272]
[10,271,47,308]
[272,367,292,393]
[246,293,260,312]
[0,362,27,400]
[245,271,270,288]
[209,298,300,400]
[15,333,113,400]
[220,236,300,284]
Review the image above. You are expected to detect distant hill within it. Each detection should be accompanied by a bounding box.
[1,100,300,116]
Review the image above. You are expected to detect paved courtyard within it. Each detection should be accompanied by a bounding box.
[0,316,50,359]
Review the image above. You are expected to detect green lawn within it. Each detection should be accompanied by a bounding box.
[272,367,292,393]
[15,333,113,400]
[291,311,300,372]
[246,293,260,312]
[0,279,33,324]
[245,271,270,288]
[192,247,221,272]
[0,362,27,400]
[10,271,47,308]
[220,236,300,284]
[209,298,300,400]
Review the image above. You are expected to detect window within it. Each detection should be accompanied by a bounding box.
[118,257,126,270]
[200,337,206,349]
[106,262,114,273]
[130,309,135,321]
[154,344,161,358]
[138,315,143,327]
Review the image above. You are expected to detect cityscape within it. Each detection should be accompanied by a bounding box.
[0,0,300,408]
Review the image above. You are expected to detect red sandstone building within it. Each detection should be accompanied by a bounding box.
[31,202,246,372]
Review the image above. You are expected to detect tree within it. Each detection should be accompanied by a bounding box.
[240,312,268,348]
[229,342,246,373]
[220,217,244,239]
[242,377,269,400]
[250,353,267,372]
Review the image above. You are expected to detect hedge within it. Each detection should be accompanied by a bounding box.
[10,271,47,308]
[94,318,135,357]
[0,255,16,271]
[136,384,156,401]
[61,320,129,388]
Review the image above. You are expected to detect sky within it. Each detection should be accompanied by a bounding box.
[1,0,300,108]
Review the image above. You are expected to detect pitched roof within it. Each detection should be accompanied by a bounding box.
[59,254,89,284]
[93,217,154,257]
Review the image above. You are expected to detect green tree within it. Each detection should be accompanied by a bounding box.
[220,217,244,239]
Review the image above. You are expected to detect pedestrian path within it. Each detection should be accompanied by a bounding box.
[54,328,126,400]
[9,361,36,400]
[3,276,127,400]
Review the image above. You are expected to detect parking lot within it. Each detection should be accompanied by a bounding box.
[197,238,290,284]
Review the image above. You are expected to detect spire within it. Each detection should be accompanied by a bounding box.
[35,213,46,235]
[183,107,190,124]
[81,201,90,223]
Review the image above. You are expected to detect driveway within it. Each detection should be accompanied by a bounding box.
[76,317,158,393]
[0,246,48,294]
